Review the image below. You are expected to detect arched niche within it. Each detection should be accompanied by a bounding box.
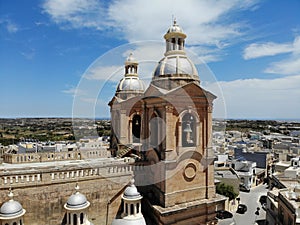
[178,109,200,147]
[149,111,162,149]
[132,114,141,143]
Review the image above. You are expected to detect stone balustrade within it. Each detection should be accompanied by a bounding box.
[2,149,111,164]
[0,160,133,188]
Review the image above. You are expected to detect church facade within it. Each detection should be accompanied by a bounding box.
[109,20,226,225]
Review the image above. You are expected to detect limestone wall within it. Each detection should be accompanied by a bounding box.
[0,161,133,225]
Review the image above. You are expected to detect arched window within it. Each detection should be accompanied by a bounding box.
[137,202,140,213]
[69,212,71,224]
[130,204,134,215]
[125,203,128,214]
[172,38,176,50]
[80,213,84,224]
[182,113,196,147]
[13,222,17,225]
[73,214,77,225]
[132,114,141,143]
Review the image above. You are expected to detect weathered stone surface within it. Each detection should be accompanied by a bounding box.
[0,158,133,225]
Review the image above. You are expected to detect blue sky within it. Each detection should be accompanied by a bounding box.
[0,0,299,119]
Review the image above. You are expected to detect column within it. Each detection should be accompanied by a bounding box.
[134,203,137,215]
[70,213,73,225]
[66,212,69,224]
[77,213,80,225]
[165,105,174,152]
[37,174,41,181]
[120,110,128,143]
[123,201,126,215]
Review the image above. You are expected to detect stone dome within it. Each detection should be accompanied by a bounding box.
[153,54,199,78]
[117,77,145,92]
[0,191,25,218]
[165,19,185,36]
[66,192,88,209]
[65,185,90,210]
[0,200,23,217]
[123,179,141,200]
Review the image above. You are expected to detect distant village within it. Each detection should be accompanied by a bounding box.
[213,119,300,224]
[1,118,300,224]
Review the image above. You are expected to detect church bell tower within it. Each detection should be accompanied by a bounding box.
[109,19,226,225]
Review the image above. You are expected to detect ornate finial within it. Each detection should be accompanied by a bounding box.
[8,187,14,201]
[127,52,134,61]
[173,17,177,25]
[75,183,80,193]
[129,177,135,186]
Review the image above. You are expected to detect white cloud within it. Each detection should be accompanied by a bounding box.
[84,65,123,81]
[204,75,300,119]
[42,0,107,29]
[42,0,259,61]
[243,36,300,75]
[187,45,224,63]
[243,36,300,59]
[0,19,19,33]
[62,86,86,96]
[107,0,258,45]
[264,57,300,75]
[243,42,294,60]
[6,21,19,33]
[83,42,164,83]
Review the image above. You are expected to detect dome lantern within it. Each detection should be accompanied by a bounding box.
[63,184,93,225]
[152,19,200,89]
[0,189,26,224]
[112,178,146,225]
[65,184,90,210]
[125,53,139,77]
[116,53,145,100]
[164,18,187,54]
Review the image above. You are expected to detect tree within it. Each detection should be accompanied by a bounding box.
[216,182,238,201]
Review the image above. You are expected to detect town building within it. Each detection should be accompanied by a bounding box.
[266,156,300,225]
